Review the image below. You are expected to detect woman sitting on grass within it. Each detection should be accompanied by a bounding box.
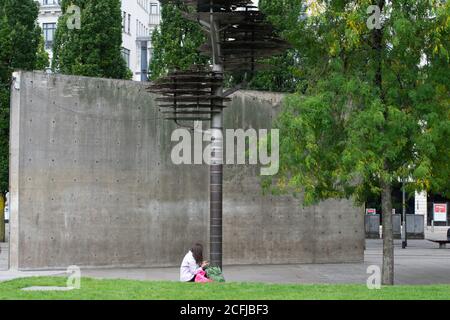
[180,243,209,282]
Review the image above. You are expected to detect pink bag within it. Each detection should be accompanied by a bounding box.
[195,269,213,283]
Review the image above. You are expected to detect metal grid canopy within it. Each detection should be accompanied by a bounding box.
[202,19,290,72]
[147,67,229,122]
[159,0,254,12]
[161,0,291,72]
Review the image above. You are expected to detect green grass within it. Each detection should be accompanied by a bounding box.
[0,277,449,300]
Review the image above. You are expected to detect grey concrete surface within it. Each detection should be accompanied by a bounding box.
[426,227,450,240]
[9,71,363,270]
[406,215,425,239]
[0,243,7,271]
[365,215,380,239]
[70,240,450,285]
[0,270,65,282]
[366,215,425,240]
[0,223,8,270]
[1,239,449,285]
[67,239,450,285]
[393,215,402,239]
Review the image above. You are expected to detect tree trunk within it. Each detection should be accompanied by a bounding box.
[372,0,393,286]
[381,180,394,285]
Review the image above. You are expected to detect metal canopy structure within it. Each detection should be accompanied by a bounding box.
[148,0,289,269]
[147,68,229,122]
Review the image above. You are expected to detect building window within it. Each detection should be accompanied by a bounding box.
[43,23,56,50]
[122,12,131,35]
[150,3,159,15]
[149,3,160,25]
[42,0,59,5]
[121,48,130,68]
[128,14,131,34]
[122,11,126,33]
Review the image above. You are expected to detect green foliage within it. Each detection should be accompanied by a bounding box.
[53,0,130,79]
[0,0,42,193]
[259,0,305,35]
[206,266,226,282]
[264,0,450,205]
[228,50,303,93]
[0,86,9,194]
[150,2,208,80]
[36,34,50,70]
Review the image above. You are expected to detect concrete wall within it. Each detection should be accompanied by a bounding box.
[406,215,425,239]
[393,215,402,239]
[9,71,364,270]
[365,215,380,239]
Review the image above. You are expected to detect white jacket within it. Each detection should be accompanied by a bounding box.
[180,251,202,282]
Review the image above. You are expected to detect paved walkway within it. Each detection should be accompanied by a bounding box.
[0,223,8,271]
[0,270,65,282]
[75,240,450,285]
[1,238,449,285]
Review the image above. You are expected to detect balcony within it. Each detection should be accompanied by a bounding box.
[149,14,160,26]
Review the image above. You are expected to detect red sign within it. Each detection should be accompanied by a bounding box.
[366,208,377,215]
[434,204,447,222]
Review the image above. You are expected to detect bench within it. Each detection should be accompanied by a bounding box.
[427,229,450,249]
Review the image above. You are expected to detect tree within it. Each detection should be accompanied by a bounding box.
[0,0,43,240]
[36,35,50,70]
[53,0,131,79]
[149,1,208,80]
[264,0,450,285]
[227,50,302,93]
[0,0,42,193]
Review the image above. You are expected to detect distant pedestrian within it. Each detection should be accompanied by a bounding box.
[180,243,209,282]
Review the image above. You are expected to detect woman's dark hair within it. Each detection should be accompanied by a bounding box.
[191,243,203,265]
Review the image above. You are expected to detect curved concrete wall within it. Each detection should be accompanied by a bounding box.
[9,71,364,270]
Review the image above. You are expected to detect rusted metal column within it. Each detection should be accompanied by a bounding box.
[210,64,223,269]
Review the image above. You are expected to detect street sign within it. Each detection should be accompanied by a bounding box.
[433,203,448,222]
[366,208,377,215]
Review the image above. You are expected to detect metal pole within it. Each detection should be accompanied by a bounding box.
[0,194,4,243]
[209,3,224,269]
[210,69,223,269]
[404,182,408,247]
[402,181,407,249]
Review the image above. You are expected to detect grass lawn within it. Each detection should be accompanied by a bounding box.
[0,277,449,300]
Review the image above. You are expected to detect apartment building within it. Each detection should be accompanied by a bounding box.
[37,0,161,81]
